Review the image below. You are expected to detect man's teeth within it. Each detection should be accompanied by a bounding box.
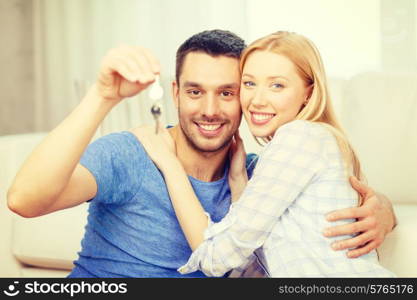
[199,124,221,131]
[252,113,274,121]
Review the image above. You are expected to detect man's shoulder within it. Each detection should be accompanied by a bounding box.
[86,129,145,159]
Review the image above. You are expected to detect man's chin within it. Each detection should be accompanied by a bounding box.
[193,142,229,153]
[179,122,234,154]
[190,136,232,153]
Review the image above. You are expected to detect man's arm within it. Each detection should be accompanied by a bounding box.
[323,176,396,258]
[7,46,160,217]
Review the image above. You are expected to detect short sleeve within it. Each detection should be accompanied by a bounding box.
[80,132,147,205]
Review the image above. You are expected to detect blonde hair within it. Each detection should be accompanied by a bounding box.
[240,31,364,191]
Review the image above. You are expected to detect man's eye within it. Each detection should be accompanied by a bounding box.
[221,91,234,97]
[187,90,201,96]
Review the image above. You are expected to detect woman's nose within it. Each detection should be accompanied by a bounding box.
[250,87,267,107]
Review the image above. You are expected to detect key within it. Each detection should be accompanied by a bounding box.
[148,75,164,134]
[151,103,162,134]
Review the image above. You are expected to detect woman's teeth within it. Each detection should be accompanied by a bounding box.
[252,113,274,121]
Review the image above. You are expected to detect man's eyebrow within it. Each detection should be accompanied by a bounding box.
[218,83,240,89]
[183,81,239,89]
[183,81,202,88]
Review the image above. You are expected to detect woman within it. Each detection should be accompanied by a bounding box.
[139,31,394,277]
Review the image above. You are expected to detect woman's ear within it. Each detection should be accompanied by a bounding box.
[304,84,313,105]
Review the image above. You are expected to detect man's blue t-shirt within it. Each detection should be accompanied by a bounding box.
[67,131,257,278]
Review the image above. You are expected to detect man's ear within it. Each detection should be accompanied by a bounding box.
[172,80,179,109]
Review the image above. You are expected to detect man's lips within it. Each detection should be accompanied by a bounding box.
[194,122,225,137]
[250,112,276,125]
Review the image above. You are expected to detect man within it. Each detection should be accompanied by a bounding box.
[7,30,396,278]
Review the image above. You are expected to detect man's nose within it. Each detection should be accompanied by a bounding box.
[201,94,220,118]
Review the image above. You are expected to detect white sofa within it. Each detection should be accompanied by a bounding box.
[1,71,416,277]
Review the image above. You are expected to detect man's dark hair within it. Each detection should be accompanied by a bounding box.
[175,29,246,84]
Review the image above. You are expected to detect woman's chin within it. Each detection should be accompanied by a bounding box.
[244,117,275,138]
[249,128,273,139]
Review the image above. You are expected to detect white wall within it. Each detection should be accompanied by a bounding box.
[0,0,35,135]
[240,0,383,153]
[245,0,381,79]
[2,0,416,137]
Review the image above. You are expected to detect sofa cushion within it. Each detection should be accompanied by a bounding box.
[0,132,88,271]
[12,203,88,270]
[378,204,417,277]
[20,267,70,278]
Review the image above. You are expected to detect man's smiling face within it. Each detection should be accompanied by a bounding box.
[173,52,242,153]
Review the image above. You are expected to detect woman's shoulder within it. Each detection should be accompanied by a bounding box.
[267,120,338,160]
[274,120,333,141]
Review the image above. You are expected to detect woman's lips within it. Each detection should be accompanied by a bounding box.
[250,112,276,125]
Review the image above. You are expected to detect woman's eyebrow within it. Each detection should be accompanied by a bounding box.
[268,75,290,81]
[241,73,253,78]
[242,74,290,81]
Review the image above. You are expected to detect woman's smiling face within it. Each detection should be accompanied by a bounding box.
[240,50,310,138]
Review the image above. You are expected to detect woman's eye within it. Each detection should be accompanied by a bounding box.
[271,83,284,89]
[243,81,255,87]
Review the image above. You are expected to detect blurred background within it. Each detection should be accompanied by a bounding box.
[1,0,416,137]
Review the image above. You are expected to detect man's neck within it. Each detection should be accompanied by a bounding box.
[168,126,229,182]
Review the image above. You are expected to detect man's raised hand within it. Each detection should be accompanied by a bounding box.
[97,45,161,102]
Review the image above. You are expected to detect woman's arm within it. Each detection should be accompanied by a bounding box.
[141,121,328,277]
[138,129,250,250]
[135,126,209,250]
[162,160,209,250]
[228,131,249,202]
